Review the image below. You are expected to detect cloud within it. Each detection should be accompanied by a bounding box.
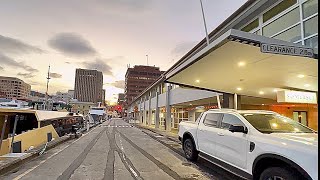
[92,0,152,13]
[17,72,36,79]
[82,58,113,75]
[105,80,125,89]
[0,53,39,73]
[0,35,44,55]
[50,72,62,78]
[171,41,197,57]
[48,33,97,57]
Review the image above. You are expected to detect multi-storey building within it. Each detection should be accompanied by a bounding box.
[67,90,74,99]
[53,91,73,104]
[127,0,318,132]
[0,76,31,100]
[124,65,164,105]
[117,93,125,106]
[74,69,104,103]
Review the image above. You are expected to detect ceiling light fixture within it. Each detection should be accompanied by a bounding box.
[259,91,264,95]
[238,61,246,67]
[304,84,310,87]
[297,74,305,78]
[195,80,200,83]
[237,87,242,91]
[273,89,278,92]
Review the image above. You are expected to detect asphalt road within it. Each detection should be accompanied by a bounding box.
[1,118,244,180]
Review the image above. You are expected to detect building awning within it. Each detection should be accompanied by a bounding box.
[165,29,318,100]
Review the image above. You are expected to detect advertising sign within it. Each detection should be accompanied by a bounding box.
[277,90,317,104]
[261,43,314,58]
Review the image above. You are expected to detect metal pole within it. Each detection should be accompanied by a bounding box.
[45,65,51,110]
[0,115,8,151]
[234,93,238,110]
[216,94,221,109]
[10,115,19,153]
[146,55,149,66]
[199,0,210,46]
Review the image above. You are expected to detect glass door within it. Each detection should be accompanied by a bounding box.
[293,111,308,126]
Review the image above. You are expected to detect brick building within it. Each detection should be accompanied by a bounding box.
[0,76,31,99]
[124,65,164,105]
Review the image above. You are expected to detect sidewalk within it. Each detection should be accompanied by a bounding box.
[133,123,180,144]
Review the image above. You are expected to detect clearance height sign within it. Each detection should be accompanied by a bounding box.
[261,43,314,58]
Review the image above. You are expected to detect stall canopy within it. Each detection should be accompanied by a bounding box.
[165,29,318,100]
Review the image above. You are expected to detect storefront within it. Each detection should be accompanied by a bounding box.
[165,29,318,130]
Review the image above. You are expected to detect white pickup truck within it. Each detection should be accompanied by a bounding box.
[178,109,318,180]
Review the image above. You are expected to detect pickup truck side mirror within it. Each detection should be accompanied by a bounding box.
[229,125,248,134]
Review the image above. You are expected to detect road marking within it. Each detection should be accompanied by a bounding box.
[13,126,105,180]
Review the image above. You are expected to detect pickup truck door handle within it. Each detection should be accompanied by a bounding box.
[217,132,224,136]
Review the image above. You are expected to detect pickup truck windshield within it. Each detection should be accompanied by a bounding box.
[240,113,315,134]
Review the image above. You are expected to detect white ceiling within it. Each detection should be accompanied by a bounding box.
[168,41,318,100]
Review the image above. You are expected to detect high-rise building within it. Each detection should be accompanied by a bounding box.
[117,93,125,105]
[0,76,31,100]
[124,65,164,105]
[74,69,104,103]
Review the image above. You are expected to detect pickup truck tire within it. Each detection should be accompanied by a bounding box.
[259,167,299,180]
[183,138,198,161]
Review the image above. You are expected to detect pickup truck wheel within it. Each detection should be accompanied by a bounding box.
[183,138,198,161]
[259,167,299,180]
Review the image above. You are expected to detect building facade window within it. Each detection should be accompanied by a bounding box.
[240,0,318,48]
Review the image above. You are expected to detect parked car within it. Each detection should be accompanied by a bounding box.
[178,109,317,180]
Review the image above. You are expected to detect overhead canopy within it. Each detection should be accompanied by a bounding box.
[166,29,318,100]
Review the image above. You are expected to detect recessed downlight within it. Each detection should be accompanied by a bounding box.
[259,91,265,95]
[195,80,200,83]
[304,84,310,87]
[237,87,242,91]
[238,61,246,67]
[297,74,305,78]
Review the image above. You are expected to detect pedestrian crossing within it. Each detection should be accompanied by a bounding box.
[102,125,134,128]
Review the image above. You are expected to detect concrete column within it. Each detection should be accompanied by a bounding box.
[222,93,234,109]
[143,97,147,126]
[155,91,160,129]
[148,93,152,126]
[165,84,172,132]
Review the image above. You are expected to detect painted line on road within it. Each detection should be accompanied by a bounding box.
[13,130,91,180]
[117,130,182,180]
[57,127,107,180]
[12,122,111,180]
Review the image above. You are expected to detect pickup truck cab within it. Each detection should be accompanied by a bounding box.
[178,109,318,180]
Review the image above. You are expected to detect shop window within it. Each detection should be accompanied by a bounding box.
[305,35,318,48]
[263,7,300,37]
[293,111,308,126]
[304,15,318,37]
[273,24,301,42]
[263,0,297,23]
[242,19,259,32]
[303,0,318,19]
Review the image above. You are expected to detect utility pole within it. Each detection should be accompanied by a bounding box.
[146,55,149,66]
[45,65,51,110]
[199,0,210,46]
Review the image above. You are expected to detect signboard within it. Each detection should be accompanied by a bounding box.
[277,90,317,104]
[261,43,314,58]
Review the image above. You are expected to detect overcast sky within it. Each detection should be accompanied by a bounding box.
[0,0,246,104]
